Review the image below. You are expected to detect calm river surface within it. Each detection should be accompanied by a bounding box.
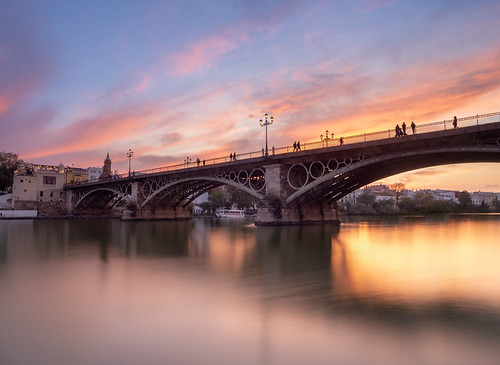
[1,215,500,365]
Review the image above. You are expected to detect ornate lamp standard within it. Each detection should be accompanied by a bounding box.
[259,113,274,156]
[184,157,192,168]
[320,130,334,147]
[127,149,134,177]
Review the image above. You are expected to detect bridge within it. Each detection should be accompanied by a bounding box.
[64,113,500,225]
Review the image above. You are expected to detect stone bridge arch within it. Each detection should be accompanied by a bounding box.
[139,176,265,209]
[73,184,133,211]
[283,146,500,205]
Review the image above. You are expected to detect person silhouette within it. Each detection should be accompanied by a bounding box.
[411,121,416,134]
[453,116,458,128]
[293,141,297,152]
[297,141,301,151]
[402,122,407,135]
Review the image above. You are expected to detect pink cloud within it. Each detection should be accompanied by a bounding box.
[168,30,247,76]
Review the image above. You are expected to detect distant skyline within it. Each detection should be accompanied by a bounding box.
[2,0,500,191]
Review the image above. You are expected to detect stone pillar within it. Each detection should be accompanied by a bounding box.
[255,163,340,226]
[64,189,75,215]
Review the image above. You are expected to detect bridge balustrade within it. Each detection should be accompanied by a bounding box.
[66,112,500,187]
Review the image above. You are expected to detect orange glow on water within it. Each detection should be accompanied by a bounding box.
[332,218,500,306]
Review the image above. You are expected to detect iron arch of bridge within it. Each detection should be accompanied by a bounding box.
[285,146,500,205]
[140,176,265,209]
[73,186,132,209]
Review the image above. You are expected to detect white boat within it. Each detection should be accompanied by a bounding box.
[215,208,245,218]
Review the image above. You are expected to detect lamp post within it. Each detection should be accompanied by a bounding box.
[127,149,134,177]
[184,157,191,168]
[259,113,274,156]
[320,130,334,147]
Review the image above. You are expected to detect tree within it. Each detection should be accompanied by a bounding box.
[397,197,417,212]
[0,152,24,192]
[457,190,472,211]
[491,197,500,213]
[349,189,376,214]
[357,189,376,206]
[225,185,258,210]
[390,182,405,204]
[374,198,396,214]
[414,191,435,211]
[209,190,229,210]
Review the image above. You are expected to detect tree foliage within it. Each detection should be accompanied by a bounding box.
[0,152,24,192]
[225,185,258,210]
[458,190,473,210]
[197,186,258,213]
[341,188,498,215]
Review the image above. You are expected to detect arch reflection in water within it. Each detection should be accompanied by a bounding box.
[1,216,500,365]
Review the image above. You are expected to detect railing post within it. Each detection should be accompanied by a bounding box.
[444,120,446,130]
[364,133,366,142]
[477,114,479,125]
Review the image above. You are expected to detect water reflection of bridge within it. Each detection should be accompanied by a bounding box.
[65,113,500,225]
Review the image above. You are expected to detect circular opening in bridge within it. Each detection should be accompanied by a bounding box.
[142,182,152,198]
[343,156,352,166]
[287,164,309,190]
[249,169,266,192]
[229,171,237,181]
[357,155,365,161]
[237,170,248,185]
[309,161,325,179]
[327,159,339,171]
[221,172,227,179]
[151,181,158,192]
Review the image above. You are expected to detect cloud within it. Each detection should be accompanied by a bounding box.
[168,30,247,76]
[21,103,161,160]
[0,4,54,118]
[357,0,400,14]
[166,1,305,77]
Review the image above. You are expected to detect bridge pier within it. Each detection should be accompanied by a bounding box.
[255,164,339,225]
[122,205,192,221]
[255,197,338,225]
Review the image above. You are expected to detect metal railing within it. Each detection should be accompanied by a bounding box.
[66,111,500,186]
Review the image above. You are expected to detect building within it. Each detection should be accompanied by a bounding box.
[100,153,112,180]
[65,166,88,184]
[11,163,65,209]
[471,191,498,206]
[87,166,103,182]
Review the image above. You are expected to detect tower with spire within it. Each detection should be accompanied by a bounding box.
[102,152,112,178]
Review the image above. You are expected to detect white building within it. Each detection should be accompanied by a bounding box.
[471,191,498,206]
[11,163,65,209]
[87,166,103,182]
[431,189,458,203]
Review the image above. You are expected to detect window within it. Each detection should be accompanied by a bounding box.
[43,176,56,185]
[20,179,23,183]
[40,191,43,197]
[59,192,64,198]
[50,191,53,197]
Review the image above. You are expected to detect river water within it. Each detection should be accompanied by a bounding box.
[1,215,499,365]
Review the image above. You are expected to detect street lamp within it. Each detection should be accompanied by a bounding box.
[259,113,274,156]
[127,149,134,177]
[320,130,334,147]
[184,157,192,167]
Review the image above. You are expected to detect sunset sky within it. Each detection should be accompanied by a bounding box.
[1,0,500,191]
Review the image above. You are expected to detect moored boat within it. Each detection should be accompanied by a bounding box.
[215,208,245,218]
